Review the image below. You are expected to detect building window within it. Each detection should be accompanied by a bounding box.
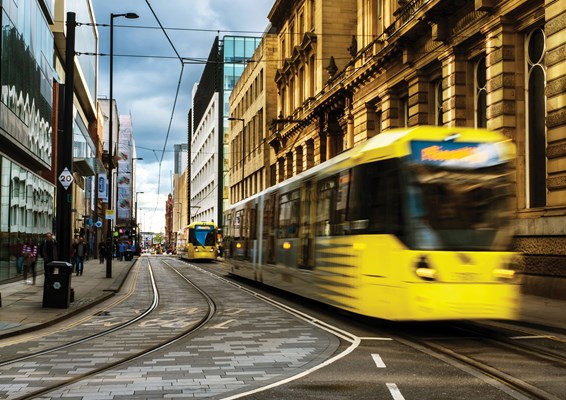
[296,146,304,174]
[286,152,294,179]
[306,139,315,169]
[400,96,408,127]
[475,56,487,128]
[526,27,547,208]
[278,157,285,183]
[434,80,443,126]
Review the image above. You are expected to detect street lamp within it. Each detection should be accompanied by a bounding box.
[107,12,139,278]
[228,117,245,201]
[135,191,144,249]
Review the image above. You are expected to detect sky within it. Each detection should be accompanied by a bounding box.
[89,0,273,233]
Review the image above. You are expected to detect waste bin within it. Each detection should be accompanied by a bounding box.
[124,250,133,261]
[42,261,73,308]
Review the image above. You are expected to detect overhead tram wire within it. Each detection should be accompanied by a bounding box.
[143,0,186,219]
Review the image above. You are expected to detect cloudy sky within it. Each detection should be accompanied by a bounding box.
[89,0,273,233]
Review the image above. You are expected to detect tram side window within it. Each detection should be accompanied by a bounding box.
[315,177,336,236]
[349,159,403,235]
[234,210,243,239]
[249,205,257,240]
[278,190,300,238]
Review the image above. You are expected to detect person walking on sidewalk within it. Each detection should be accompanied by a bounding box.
[98,240,106,264]
[22,237,38,285]
[118,241,126,261]
[12,237,24,275]
[39,232,58,274]
[73,237,87,276]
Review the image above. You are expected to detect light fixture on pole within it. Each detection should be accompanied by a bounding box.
[228,117,245,201]
[106,11,139,278]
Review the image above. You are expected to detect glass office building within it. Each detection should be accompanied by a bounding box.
[0,0,56,281]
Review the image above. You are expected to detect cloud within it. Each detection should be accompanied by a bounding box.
[92,0,272,233]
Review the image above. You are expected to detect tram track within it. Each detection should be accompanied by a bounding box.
[202,261,566,400]
[0,257,216,400]
[390,322,566,400]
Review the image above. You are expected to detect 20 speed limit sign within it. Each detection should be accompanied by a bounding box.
[58,167,74,190]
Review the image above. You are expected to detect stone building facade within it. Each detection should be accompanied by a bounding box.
[265,0,566,298]
[228,34,279,204]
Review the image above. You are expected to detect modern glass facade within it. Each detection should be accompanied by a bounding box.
[0,155,55,281]
[0,0,56,282]
[1,0,54,166]
[223,36,261,117]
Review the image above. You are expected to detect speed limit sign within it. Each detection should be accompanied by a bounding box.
[58,167,74,190]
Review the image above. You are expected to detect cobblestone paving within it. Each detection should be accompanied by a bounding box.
[41,258,340,399]
[0,259,210,400]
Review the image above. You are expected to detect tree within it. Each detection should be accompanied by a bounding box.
[154,232,164,244]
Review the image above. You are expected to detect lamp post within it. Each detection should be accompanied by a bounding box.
[228,117,245,201]
[106,12,139,278]
[135,191,144,249]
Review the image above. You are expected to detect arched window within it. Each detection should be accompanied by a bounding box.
[526,28,547,208]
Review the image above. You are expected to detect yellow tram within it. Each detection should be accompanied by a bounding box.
[177,222,218,261]
[223,126,521,321]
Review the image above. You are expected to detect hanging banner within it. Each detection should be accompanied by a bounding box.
[98,174,108,202]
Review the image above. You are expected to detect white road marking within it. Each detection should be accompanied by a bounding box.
[510,335,550,340]
[210,319,237,329]
[372,353,387,368]
[386,383,406,400]
[359,337,393,341]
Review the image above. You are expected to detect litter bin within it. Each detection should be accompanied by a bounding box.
[42,261,73,308]
[124,250,133,261]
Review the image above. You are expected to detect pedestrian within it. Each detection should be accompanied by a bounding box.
[98,240,106,264]
[39,232,58,273]
[12,237,24,275]
[118,241,126,261]
[70,238,78,272]
[73,237,87,276]
[22,237,38,285]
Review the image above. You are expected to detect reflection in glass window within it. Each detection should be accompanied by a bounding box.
[279,190,300,238]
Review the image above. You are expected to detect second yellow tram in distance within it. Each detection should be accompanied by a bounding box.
[223,126,521,321]
[177,222,218,261]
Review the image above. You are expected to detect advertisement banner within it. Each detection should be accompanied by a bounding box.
[117,116,133,225]
[98,174,108,202]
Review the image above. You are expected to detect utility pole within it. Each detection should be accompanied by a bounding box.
[56,12,76,263]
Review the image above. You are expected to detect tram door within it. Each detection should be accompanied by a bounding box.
[263,194,277,264]
[299,181,315,269]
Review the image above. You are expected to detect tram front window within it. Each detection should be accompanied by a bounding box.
[189,229,217,247]
[408,164,514,250]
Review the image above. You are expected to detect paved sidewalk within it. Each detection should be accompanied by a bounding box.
[1,256,565,339]
[0,256,136,338]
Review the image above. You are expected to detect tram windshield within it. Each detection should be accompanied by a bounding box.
[407,163,514,251]
[189,227,217,247]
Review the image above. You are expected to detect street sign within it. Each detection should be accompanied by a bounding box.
[105,209,116,220]
[58,167,73,190]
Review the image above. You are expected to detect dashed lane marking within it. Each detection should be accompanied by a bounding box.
[372,353,387,368]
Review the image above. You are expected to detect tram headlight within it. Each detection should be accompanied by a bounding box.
[415,255,437,281]
[494,257,520,282]
[195,248,199,252]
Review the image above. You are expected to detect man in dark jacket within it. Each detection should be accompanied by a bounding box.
[39,232,57,273]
